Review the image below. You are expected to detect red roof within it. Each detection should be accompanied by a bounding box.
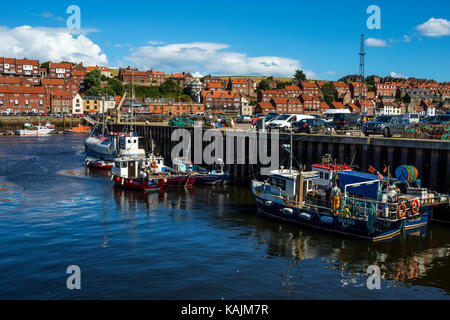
[42,79,65,85]
[49,62,72,69]
[0,77,21,84]
[0,85,45,94]
[331,102,345,109]
[285,85,301,91]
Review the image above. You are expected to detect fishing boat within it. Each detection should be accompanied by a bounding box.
[65,124,91,133]
[172,157,230,185]
[16,122,55,136]
[85,157,114,170]
[111,156,196,191]
[250,135,450,241]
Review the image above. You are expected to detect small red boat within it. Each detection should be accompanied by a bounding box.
[111,157,196,191]
[86,157,114,170]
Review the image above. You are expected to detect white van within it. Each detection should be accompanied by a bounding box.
[267,114,315,131]
[323,109,351,123]
[403,113,420,124]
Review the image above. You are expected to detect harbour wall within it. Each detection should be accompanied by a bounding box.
[110,124,450,194]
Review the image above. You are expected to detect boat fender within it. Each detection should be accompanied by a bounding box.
[320,216,334,224]
[265,201,273,206]
[121,178,124,186]
[163,178,167,183]
[110,175,114,182]
[411,200,420,215]
[282,208,294,215]
[398,203,407,219]
[299,212,312,220]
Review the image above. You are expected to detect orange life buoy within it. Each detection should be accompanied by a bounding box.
[411,200,420,215]
[398,203,407,219]
[151,161,158,168]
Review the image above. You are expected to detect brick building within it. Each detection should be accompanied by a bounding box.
[49,63,72,79]
[350,82,368,99]
[0,57,40,77]
[0,85,46,114]
[300,94,320,114]
[51,91,72,113]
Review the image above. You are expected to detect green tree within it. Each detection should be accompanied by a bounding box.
[84,69,102,91]
[40,61,50,71]
[257,79,270,91]
[321,82,338,105]
[294,69,307,82]
[107,78,125,96]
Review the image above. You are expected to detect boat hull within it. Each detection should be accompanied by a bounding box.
[194,173,229,185]
[113,176,160,192]
[16,129,55,136]
[253,195,405,241]
[160,175,197,188]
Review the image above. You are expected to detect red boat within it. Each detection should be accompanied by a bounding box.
[111,157,196,191]
[86,157,114,170]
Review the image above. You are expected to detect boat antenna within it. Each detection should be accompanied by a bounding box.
[290,127,293,173]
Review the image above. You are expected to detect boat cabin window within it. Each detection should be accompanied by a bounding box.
[121,162,127,168]
[268,177,286,191]
[114,161,120,168]
[324,173,330,180]
[319,172,323,179]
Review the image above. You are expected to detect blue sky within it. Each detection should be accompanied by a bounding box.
[0,0,449,81]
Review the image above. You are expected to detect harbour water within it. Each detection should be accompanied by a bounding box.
[0,135,449,299]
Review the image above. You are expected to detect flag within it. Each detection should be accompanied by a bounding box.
[377,173,383,180]
[383,166,387,174]
[368,165,376,174]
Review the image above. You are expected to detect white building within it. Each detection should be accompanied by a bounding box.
[72,94,83,115]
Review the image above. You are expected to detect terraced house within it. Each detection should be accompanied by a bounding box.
[49,62,72,79]
[202,90,244,112]
[0,85,46,114]
[0,57,40,77]
[51,91,72,114]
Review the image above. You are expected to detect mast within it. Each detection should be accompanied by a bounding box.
[290,128,293,173]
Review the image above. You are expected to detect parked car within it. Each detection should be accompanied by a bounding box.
[267,114,315,131]
[292,118,328,134]
[430,114,450,125]
[332,113,359,130]
[237,115,252,123]
[403,113,420,124]
[363,115,412,137]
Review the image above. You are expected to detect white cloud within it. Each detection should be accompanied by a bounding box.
[191,71,203,78]
[147,41,164,45]
[365,38,387,47]
[416,18,450,37]
[325,70,337,76]
[0,25,107,66]
[403,35,411,43]
[390,71,406,78]
[125,42,316,78]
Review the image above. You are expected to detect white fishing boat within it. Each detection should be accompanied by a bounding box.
[16,122,55,136]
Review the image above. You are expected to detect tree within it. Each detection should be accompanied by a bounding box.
[294,69,307,82]
[257,79,270,91]
[84,69,102,91]
[107,78,125,96]
[40,61,50,71]
[321,82,338,105]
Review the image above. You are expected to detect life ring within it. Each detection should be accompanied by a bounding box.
[411,200,420,215]
[151,161,158,169]
[398,203,407,219]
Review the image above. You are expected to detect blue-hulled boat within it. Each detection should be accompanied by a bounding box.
[172,158,230,185]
